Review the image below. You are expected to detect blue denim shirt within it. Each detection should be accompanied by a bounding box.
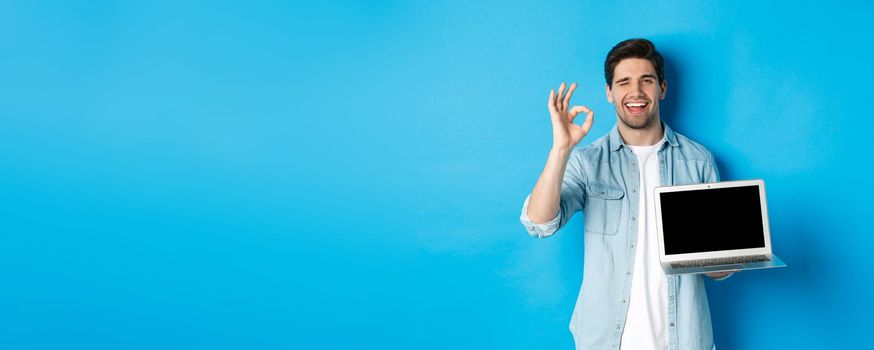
[520,123,720,350]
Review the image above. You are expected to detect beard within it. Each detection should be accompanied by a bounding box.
[616,104,659,130]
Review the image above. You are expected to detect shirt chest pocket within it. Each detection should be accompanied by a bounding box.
[584,182,625,235]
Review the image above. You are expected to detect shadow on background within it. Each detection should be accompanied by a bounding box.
[659,49,686,131]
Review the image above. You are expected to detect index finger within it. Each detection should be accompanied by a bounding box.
[547,89,557,114]
[562,82,577,111]
[580,107,595,133]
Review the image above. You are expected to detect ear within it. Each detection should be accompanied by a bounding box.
[606,83,613,103]
[659,79,667,100]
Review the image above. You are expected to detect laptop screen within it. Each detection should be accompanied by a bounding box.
[660,185,766,255]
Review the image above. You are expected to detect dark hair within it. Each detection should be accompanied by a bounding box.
[604,38,664,88]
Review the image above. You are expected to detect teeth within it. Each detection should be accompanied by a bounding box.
[625,102,646,107]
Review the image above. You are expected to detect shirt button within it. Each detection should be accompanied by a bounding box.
[632,188,637,193]
[630,244,634,248]
[616,324,621,330]
[627,272,631,276]
[670,322,675,327]
[621,299,626,304]
[631,216,636,221]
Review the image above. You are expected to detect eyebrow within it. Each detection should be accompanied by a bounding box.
[615,77,631,84]
[614,74,658,84]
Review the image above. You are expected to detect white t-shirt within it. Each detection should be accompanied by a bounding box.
[620,140,668,350]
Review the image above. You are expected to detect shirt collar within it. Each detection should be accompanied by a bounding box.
[608,121,679,152]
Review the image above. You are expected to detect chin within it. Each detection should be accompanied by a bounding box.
[620,114,656,130]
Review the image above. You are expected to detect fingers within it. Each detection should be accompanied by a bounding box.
[706,271,735,279]
[580,107,594,133]
[568,105,595,133]
[568,105,593,120]
[706,272,730,279]
[547,89,557,116]
[562,82,576,111]
[549,82,581,118]
[555,82,566,111]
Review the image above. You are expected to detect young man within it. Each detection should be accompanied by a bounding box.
[520,39,730,349]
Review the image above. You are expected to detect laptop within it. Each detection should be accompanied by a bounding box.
[654,179,787,275]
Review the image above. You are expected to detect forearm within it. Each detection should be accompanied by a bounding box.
[526,147,572,224]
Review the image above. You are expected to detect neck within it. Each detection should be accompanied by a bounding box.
[618,117,664,146]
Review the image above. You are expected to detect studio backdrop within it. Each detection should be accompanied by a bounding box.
[1,1,871,349]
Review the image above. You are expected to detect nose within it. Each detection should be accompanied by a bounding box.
[631,82,644,96]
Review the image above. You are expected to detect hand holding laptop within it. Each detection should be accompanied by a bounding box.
[704,270,735,280]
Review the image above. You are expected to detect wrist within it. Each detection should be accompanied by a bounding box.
[550,146,572,157]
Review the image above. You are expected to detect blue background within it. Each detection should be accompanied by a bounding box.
[1,1,872,349]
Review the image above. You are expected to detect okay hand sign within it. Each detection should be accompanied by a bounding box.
[548,82,595,150]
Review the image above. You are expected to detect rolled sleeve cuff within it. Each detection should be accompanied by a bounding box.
[519,195,560,238]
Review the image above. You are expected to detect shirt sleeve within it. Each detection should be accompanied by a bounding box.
[519,150,587,238]
[520,195,561,238]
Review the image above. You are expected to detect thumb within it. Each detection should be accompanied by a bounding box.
[567,105,592,122]
[579,108,595,134]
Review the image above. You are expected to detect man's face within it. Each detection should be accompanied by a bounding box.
[606,58,667,130]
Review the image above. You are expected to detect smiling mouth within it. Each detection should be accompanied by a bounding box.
[624,101,648,115]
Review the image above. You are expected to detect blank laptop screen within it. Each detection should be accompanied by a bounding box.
[660,185,766,255]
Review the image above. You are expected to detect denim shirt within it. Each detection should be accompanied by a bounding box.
[520,123,720,350]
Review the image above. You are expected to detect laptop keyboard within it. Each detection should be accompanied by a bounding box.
[670,255,770,269]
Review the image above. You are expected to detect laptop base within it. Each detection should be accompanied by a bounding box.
[662,254,787,275]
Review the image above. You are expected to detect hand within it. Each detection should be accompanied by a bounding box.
[548,82,595,150]
[705,270,737,280]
